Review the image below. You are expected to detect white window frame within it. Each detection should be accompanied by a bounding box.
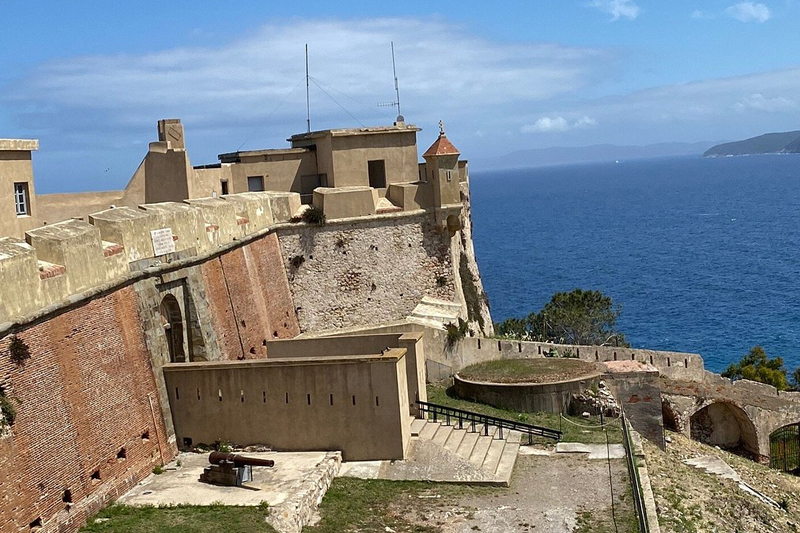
[14,182,29,216]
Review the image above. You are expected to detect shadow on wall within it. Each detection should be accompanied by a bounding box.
[690,401,760,460]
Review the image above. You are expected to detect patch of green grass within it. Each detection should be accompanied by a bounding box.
[305,477,487,533]
[458,358,596,384]
[426,382,622,444]
[80,503,277,533]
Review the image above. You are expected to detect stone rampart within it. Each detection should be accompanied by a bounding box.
[449,337,705,384]
[0,191,301,327]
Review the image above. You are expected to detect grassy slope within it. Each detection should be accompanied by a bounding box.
[645,431,800,533]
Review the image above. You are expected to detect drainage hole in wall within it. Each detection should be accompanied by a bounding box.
[117,448,126,460]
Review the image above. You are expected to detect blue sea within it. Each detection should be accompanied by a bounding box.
[470,154,800,374]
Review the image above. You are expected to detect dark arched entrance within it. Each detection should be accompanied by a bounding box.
[690,401,759,459]
[770,423,800,474]
[160,294,187,363]
[662,399,682,432]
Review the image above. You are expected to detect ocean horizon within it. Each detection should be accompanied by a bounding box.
[470,154,800,374]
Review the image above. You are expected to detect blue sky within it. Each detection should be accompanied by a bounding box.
[3,1,800,192]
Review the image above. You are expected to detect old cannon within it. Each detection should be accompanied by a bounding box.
[200,452,275,487]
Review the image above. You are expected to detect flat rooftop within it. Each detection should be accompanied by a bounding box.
[218,146,309,164]
[0,139,38,151]
[289,124,420,142]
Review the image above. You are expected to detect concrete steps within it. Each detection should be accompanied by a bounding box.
[412,419,520,486]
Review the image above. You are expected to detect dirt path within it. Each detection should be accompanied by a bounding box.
[390,453,636,533]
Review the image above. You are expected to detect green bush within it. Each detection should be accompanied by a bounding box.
[0,388,17,430]
[8,335,31,366]
[445,318,469,347]
[723,346,788,390]
[301,206,326,225]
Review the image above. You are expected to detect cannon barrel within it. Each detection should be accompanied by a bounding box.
[208,451,275,468]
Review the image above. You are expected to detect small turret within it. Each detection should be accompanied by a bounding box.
[423,121,462,234]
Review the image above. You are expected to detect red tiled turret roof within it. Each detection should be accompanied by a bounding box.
[423,134,460,157]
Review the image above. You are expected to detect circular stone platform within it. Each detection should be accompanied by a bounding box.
[454,358,602,414]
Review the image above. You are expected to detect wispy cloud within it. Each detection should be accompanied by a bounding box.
[1,18,611,151]
[734,93,796,112]
[690,10,713,19]
[726,2,771,22]
[521,115,597,133]
[588,0,641,21]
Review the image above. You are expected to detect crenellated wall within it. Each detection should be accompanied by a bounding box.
[0,191,301,326]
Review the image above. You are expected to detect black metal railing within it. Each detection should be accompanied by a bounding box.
[416,401,562,443]
[621,412,649,533]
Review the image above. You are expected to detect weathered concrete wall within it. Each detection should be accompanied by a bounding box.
[163,351,411,461]
[266,332,427,415]
[603,362,665,449]
[0,288,175,533]
[453,372,601,414]
[277,212,455,332]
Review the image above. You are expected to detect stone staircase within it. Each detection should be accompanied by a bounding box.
[410,417,522,486]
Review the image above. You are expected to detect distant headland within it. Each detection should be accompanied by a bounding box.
[703,130,800,157]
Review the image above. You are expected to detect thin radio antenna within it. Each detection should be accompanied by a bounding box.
[391,41,402,120]
[378,42,404,122]
[305,44,311,133]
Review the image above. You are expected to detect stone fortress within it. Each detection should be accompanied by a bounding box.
[1,117,800,532]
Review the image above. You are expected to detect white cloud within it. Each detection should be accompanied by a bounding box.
[588,0,641,21]
[726,2,771,22]
[521,115,597,133]
[690,10,713,19]
[3,18,607,122]
[734,93,796,112]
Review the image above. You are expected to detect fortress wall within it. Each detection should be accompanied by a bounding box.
[277,212,456,332]
[0,191,300,326]
[163,352,411,461]
[0,287,175,533]
[200,234,300,361]
[441,337,705,383]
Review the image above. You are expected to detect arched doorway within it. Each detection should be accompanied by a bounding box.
[770,423,800,474]
[160,295,187,363]
[662,398,683,432]
[690,401,759,459]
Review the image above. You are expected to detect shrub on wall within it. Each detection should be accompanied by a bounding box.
[445,318,469,347]
[8,335,31,366]
[301,206,326,225]
[0,387,17,430]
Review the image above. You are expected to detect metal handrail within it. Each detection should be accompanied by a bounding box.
[621,412,649,533]
[416,400,562,443]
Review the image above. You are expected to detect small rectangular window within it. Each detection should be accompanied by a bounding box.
[14,182,30,216]
[247,176,264,192]
[220,180,229,195]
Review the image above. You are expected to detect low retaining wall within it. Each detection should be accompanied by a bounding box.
[453,372,602,414]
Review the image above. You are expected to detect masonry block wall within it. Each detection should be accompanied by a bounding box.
[277,213,455,332]
[0,288,175,533]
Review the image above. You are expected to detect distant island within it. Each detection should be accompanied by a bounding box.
[703,130,800,157]
[476,141,719,170]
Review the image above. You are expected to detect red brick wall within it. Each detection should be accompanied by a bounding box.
[0,287,174,533]
[202,233,300,360]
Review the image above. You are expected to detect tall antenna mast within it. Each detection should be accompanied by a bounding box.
[305,44,311,133]
[391,41,402,120]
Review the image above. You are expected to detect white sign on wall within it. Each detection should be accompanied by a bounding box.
[150,228,176,256]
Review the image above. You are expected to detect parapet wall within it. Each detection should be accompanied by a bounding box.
[163,351,411,461]
[417,334,704,383]
[0,191,302,326]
